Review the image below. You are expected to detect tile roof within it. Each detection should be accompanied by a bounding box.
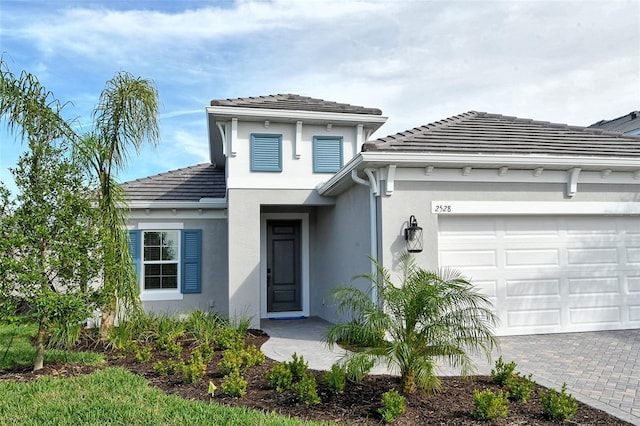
[363,111,640,158]
[210,93,382,115]
[589,111,640,135]
[121,163,225,202]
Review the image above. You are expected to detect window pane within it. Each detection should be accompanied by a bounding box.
[144,232,161,246]
[162,263,178,275]
[161,276,178,289]
[161,246,177,261]
[145,276,161,289]
[144,247,161,261]
[145,264,161,275]
[162,231,179,247]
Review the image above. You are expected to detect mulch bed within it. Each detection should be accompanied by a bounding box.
[0,330,633,425]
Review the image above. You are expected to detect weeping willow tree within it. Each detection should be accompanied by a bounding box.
[75,72,160,339]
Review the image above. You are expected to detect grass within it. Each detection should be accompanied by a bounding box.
[0,323,104,369]
[0,367,329,425]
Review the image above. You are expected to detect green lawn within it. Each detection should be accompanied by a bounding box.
[0,324,104,369]
[0,324,327,425]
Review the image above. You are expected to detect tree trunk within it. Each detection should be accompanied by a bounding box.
[402,370,416,394]
[33,325,46,371]
[100,310,116,341]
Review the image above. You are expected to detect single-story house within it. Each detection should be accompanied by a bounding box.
[122,94,640,336]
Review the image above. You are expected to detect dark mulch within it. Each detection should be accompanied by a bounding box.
[0,330,632,425]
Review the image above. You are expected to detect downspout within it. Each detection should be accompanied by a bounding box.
[351,169,379,304]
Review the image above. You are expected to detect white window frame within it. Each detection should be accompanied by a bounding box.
[139,226,184,302]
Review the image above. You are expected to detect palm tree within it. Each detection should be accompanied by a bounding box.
[325,252,499,394]
[76,72,160,339]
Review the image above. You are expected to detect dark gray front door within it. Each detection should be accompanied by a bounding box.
[267,220,301,312]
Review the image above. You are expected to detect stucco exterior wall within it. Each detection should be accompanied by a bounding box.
[127,214,229,317]
[227,188,334,328]
[227,121,361,190]
[313,184,373,322]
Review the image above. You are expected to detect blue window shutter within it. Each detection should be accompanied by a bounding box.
[313,136,343,173]
[127,230,141,283]
[181,229,202,294]
[251,134,282,172]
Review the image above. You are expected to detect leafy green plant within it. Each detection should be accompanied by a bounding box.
[293,373,320,406]
[323,364,346,393]
[325,252,498,394]
[287,353,308,381]
[266,362,294,392]
[134,346,152,363]
[540,383,578,421]
[221,370,247,398]
[182,351,207,384]
[218,348,244,375]
[214,326,243,350]
[152,360,167,376]
[471,389,509,420]
[185,310,225,343]
[505,373,536,403]
[491,356,517,385]
[195,343,214,364]
[243,344,265,367]
[378,389,406,423]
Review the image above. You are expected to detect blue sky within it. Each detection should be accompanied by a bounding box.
[1,0,639,195]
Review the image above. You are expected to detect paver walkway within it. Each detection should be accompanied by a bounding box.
[261,317,640,425]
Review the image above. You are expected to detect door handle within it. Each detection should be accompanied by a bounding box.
[267,268,271,287]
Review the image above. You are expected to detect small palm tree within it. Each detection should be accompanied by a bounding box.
[325,252,499,394]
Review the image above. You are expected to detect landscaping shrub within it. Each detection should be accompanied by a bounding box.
[221,370,248,398]
[287,353,308,381]
[323,364,346,393]
[378,389,406,423]
[490,356,517,385]
[182,350,207,384]
[471,389,509,420]
[293,373,320,406]
[266,362,294,392]
[540,383,578,421]
[134,346,152,363]
[505,373,536,403]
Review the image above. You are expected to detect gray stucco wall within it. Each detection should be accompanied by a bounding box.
[313,184,374,323]
[127,216,229,317]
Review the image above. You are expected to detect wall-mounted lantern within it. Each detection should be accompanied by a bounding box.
[404,215,423,253]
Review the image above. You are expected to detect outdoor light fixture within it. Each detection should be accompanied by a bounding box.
[404,215,423,253]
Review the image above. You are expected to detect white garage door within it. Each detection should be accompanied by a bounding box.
[438,215,640,336]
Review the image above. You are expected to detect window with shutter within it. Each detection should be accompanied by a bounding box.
[251,133,282,172]
[313,136,343,173]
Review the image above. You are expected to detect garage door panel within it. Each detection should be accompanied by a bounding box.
[627,248,640,264]
[474,280,498,298]
[568,277,620,295]
[505,249,559,267]
[567,248,618,265]
[569,306,621,325]
[507,309,561,328]
[438,215,639,335]
[506,279,560,296]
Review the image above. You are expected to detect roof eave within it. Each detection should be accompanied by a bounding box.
[207,105,388,129]
[124,198,228,210]
[317,151,640,197]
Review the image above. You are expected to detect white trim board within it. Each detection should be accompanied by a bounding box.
[431,201,640,216]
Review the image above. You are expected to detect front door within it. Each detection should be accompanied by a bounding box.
[266,220,302,313]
